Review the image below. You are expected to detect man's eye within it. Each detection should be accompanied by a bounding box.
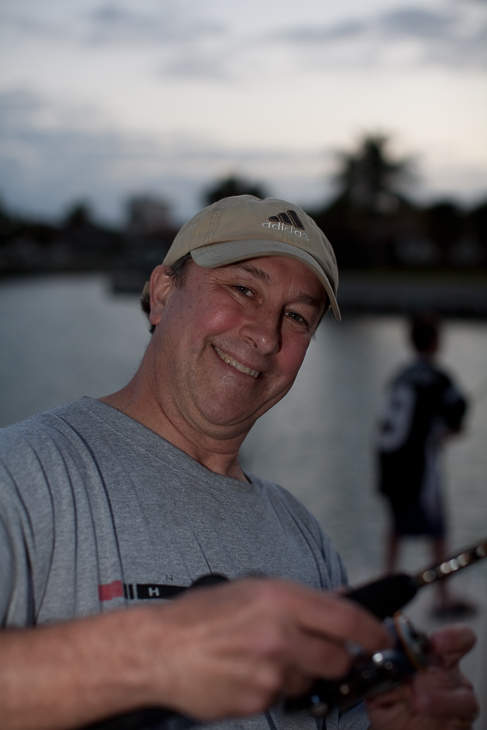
[234,285,253,297]
[286,311,308,326]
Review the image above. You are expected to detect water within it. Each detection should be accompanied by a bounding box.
[1,274,486,586]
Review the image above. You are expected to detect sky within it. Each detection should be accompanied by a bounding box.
[1,0,486,226]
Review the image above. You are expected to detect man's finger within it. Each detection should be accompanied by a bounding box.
[280,582,393,654]
[428,625,477,668]
[413,685,479,723]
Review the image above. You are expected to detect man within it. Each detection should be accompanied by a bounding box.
[376,312,472,616]
[0,196,478,730]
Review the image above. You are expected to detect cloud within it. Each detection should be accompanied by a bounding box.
[3,0,225,47]
[273,3,487,70]
[86,2,224,46]
[4,0,486,86]
[1,88,45,126]
[160,54,231,80]
[377,7,455,39]
[278,20,366,44]
[3,1,236,82]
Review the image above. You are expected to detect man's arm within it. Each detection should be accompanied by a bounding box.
[2,609,152,730]
[1,578,392,730]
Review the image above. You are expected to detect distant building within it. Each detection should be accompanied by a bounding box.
[126,196,174,237]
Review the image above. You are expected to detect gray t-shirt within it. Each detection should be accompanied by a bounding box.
[0,397,369,730]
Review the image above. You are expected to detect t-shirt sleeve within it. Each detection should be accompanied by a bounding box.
[0,425,57,627]
[0,505,16,624]
[0,459,37,626]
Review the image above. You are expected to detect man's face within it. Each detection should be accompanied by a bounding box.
[148,255,327,442]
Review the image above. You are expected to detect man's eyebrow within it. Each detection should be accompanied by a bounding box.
[294,293,324,310]
[231,262,271,284]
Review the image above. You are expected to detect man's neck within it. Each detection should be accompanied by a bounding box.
[98,386,249,483]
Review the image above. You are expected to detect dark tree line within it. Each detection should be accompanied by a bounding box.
[1,135,486,275]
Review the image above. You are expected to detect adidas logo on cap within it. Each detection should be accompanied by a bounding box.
[262,209,309,240]
[269,210,305,229]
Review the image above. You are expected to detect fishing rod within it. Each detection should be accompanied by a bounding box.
[85,539,487,729]
[337,537,487,620]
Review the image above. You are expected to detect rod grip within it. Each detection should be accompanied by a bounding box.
[345,573,417,619]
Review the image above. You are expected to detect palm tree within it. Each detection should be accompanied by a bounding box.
[314,135,416,267]
[332,134,414,214]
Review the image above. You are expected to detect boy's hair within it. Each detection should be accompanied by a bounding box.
[409,312,440,353]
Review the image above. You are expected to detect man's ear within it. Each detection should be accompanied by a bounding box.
[149,265,173,327]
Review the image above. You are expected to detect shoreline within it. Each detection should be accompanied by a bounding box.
[3,268,486,319]
[338,270,487,319]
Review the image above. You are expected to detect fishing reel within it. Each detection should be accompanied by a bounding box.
[284,538,486,717]
[285,612,430,717]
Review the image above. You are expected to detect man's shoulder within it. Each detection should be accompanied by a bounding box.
[0,398,103,467]
[1,398,89,439]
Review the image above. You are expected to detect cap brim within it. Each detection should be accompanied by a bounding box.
[191,239,341,321]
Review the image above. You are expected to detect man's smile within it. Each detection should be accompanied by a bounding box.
[213,346,260,379]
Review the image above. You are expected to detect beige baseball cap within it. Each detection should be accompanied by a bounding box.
[163,195,340,320]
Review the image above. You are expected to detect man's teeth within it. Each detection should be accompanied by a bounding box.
[214,347,260,378]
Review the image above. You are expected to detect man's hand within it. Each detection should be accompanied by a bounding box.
[139,577,394,721]
[366,624,479,730]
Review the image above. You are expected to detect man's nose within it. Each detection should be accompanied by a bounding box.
[241,312,281,355]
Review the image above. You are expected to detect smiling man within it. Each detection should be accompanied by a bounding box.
[0,196,478,730]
